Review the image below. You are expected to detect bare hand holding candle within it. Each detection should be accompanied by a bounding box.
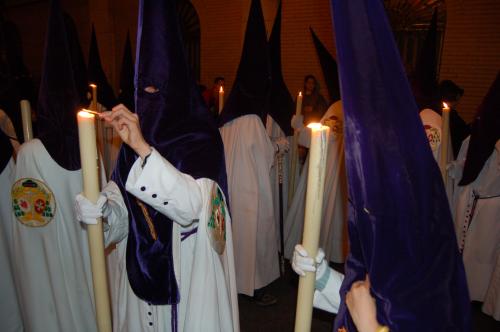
[99,104,151,159]
[294,123,329,332]
[77,110,112,332]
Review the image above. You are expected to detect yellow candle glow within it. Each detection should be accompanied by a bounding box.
[20,100,33,143]
[77,109,112,332]
[294,123,330,332]
[218,86,224,114]
[440,102,450,186]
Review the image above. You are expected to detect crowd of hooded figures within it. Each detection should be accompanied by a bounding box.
[1,0,498,332]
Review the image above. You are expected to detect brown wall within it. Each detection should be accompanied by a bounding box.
[4,0,500,123]
[440,0,500,122]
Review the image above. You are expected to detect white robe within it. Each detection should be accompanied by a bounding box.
[10,139,126,332]
[284,107,347,263]
[108,149,239,331]
[451,138,500,319]
[266,115,290,251]
[219,114,280,295]
[0,158,23,332]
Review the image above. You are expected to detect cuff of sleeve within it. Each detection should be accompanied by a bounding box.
[315,265,331,291]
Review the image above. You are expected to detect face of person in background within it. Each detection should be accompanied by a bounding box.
[304,77,316,95]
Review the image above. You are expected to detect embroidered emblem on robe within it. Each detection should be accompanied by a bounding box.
[11,178,56,227]
[208,184,226,254]
[324,115,343,134]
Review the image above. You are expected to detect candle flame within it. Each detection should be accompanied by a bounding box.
[299,91,302,97]
[220,86,224,93]
[89,84,97,88]
[78,109,96,118]
[307,122,328,131]
[442,102,449,109]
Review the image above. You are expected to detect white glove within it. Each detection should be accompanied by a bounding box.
[274,137,290,154]
[74,193,107,225]
[291,114,304,130]
[292,244,327,280]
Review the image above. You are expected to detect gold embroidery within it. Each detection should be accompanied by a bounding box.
[136,199,158,240]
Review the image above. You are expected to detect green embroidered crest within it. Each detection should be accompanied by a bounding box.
[208,184,226,255]
[12,178,56,227]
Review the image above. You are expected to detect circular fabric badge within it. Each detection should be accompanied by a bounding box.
[11,178,56,227]
[207,184,226,255]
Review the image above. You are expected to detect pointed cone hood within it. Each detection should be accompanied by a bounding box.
[88,25,117,109]
[37,0,88,170]
[413,9,439,110]
[218,0,271,127]
[331,0,471,331]
[118,31,134,111]
[0,19,35,141]
[0,129,13,172]
[459,72,500,186]
[111,0,227,307]
[267,0,293,136]
[310,27,341,104]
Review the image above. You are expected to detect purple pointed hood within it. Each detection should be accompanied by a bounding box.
[331,0,471,330]
[267,0,293,136]
[36,0,88,170]
[111,0,227,310]
[460,72,500,186]
[88,25,118,109]
[218,0,271,127]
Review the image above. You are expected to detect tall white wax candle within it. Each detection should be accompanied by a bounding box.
[294,123,330,332]
[77,110,112,332]
[20,100,33,142]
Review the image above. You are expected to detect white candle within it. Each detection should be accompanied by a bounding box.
[296,91,303,116]
[440,102,450,186]
[20,100,33,142]
[294,123,330,332]
[77,110,112,332]
[288,91,304,203]
[90,84,98,112]
[218,86,224,114]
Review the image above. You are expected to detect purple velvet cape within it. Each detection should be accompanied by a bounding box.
[218,0,271,127]
[37,0,89,171]
[331,0,471,331]
[88,25,118,110]
[267,0,294,137]
[111,0,227,306]
[459,72,500,186]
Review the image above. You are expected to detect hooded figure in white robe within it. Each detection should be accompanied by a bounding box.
[218,0,281,296]
[0,128,23,332]
[450,73,500,320]
[284,101,347,263]
[80,0,239,331]
[9,2,126,331]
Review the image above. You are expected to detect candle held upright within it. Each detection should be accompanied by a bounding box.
[294,123,329,332]
[440,102,450,185]
[219,86,224,114]
[77,110,112,332]
[20,100,33,142]
[288,91,303,205]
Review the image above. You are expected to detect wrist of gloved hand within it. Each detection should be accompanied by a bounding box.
[74,193,107,225]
